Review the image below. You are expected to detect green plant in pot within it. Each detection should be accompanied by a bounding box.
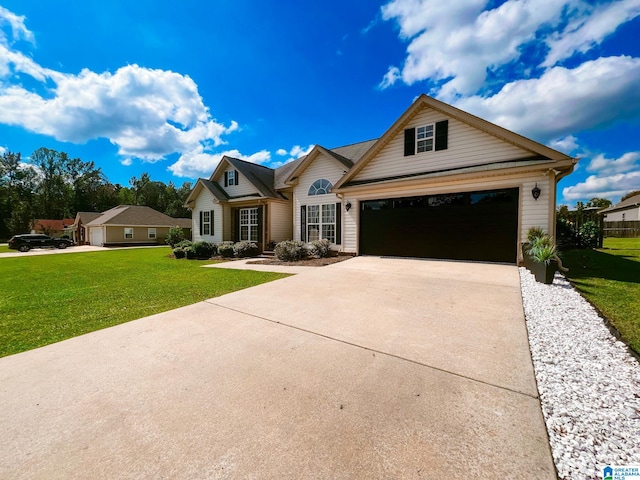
[523,227,546,270]
[529,237,562,284]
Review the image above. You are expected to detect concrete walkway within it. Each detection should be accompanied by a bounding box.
[0,257,555,479]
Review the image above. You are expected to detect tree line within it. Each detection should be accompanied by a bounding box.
[0,148,192,240]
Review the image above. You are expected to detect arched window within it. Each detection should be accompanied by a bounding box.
[308,179,333,196]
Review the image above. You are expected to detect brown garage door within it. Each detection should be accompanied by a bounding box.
[360,188,519,263]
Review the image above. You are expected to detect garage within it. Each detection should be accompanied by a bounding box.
[359,188,519,263]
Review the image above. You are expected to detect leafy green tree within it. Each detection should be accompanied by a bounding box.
[586,197,612,209]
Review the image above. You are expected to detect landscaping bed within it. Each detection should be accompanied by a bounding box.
[247,255,353,267]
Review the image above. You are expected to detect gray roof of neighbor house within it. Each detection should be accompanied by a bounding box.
[75,212,102,226]
[174,218,192,229]
[599,193,640,214]
[86,205,188,227]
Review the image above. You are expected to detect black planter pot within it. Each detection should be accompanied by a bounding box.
[523,253,535,272]
[531,260,557,284]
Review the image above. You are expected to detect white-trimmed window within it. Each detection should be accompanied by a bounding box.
[227,170,235,185]
[308,179,333,196]
[124,227,133,239]
[240,207,259,242]
[202,211,211,235]
[417,124,434,153]
[148,228,156,239]
[307,204,335,243]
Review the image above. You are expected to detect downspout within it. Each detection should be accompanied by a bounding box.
[337,193,346,252]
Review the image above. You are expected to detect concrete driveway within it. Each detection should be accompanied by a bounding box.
[0,257,555,479]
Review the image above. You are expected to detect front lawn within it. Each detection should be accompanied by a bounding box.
[561,237,640,354]
[0,247,289,357]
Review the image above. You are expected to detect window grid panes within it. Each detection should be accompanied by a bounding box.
[308,179,333,196]
[124,227,133,239]
[307,204,335,243]
[417,124,434,153]
[202,211,211,235]
[148,228,156,239]
[228,170,235,185]
[240,207,259,242]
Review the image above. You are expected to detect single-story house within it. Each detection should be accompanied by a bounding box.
[599,193,640,222]
[186,94,577,264]
[71,212,102,245]
[31,219,75,237]
[82,205,191,247]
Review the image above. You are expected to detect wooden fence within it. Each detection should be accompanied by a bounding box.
[603,220,640,238]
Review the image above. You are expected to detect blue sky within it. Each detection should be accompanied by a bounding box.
[1,0,639,206]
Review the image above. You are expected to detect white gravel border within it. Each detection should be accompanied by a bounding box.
[519,267,640,479]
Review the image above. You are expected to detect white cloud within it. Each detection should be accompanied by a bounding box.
[562,171,640,202]
[169,147,271,178]
[0,6,239,169]
[276,148,287,156]
[548,135,579,154]
[587,151,640,174]
[289,144,314,158]
[0,6,35,44]
[0,145,6,155]
[380,0,571,98]
[120,158,133,166]
[453,56,640,143]
[380,0,640,101]
[542,0,640,68]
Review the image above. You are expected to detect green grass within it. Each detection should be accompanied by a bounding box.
[0,247,289,357]
[561,237,640,354]
[0,245,11,253]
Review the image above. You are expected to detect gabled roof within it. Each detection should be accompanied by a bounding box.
[333,94,575,190]
[599,193,640,214]
[86,205,183,227]
[173,218,192,229]
[33,219,75,231]
[209,156,278,199]
[75,212,102,226]
[183,178,229,209]
[274,157,304,190]
[284,139,377,185]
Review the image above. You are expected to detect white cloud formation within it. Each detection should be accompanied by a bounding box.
[453,56,640,143]
[0,145,6,155]
[289,144,314,158]
[169,147,271,178]
[542,0,640,68]
[276,148,288,156]
[380,0,640,100]
[549,135,579,154]
[0,6,239,173]
[562,170,640,202]
[586,151,640,174]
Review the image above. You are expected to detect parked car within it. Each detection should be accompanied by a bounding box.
[8,234,75,252]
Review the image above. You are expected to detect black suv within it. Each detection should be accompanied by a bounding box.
[8,234,75,252]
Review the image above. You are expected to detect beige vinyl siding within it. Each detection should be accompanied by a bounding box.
[604,207,640,221]
[193,189,223,243]
[355,107,534,182]
[341,172,555,257]
[219,168,260,197]
[269,201,293,243]
[293,152,346,245]
[104,226,171,244]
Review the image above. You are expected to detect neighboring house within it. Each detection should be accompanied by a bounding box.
[83,205,191,246]
[71,212,102,245]
[600,193,640,222]
[31,219,75,237]
[186,94,577,263]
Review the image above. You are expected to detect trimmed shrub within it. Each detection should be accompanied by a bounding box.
[309,239,331,258]
[578,220,600,249]
[191,241,216,259]
[175,240,193,249]
[233,241,259,258]
[173,247,186,259]
[217,241,235,258]
[165,226,186,248]
[185,247,197,260]
[274,240,308,262]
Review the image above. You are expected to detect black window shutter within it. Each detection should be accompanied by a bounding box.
[235,170,239,186]
[300,205,307,243]
[224,171,228,187]
[199,211,203,235]
[335,203,341,245]
[435,120,449,151]
[404,128,416,156]
[210,210,214,235]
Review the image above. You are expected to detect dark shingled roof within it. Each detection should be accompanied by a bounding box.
[225,157,278,198]
[199,178,229,201]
